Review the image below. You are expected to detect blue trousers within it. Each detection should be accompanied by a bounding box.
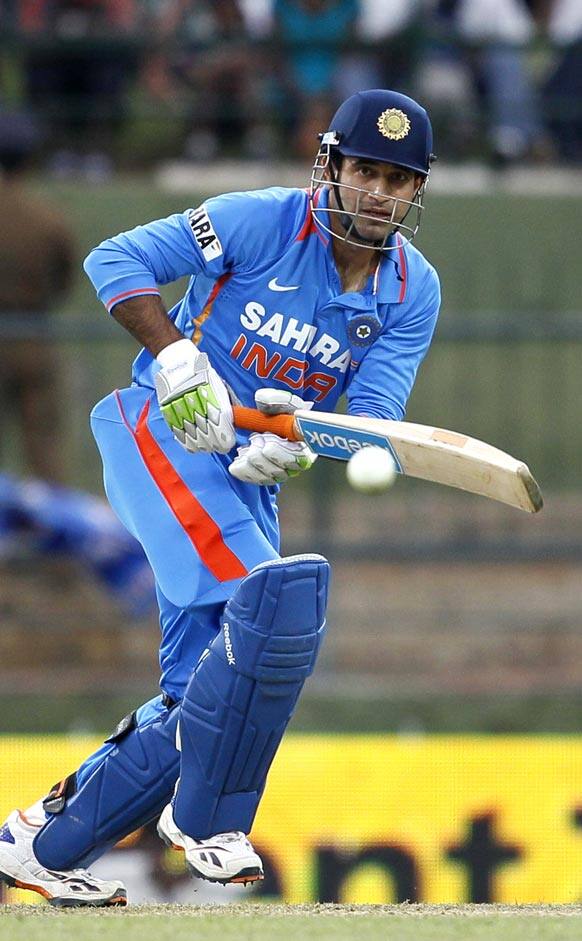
[33,385,328,867]
[79,384,280,786]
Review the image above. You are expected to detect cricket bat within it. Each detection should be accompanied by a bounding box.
[232,406,543,513]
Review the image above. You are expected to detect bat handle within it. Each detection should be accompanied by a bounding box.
[232,406,301,441]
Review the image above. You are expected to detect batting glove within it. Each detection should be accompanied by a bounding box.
[228,389,317,486]
[155,339,236,454]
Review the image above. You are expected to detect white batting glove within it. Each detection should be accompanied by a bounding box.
[228,389,317,486]
[253,388,314,417]
[155,339,235,454]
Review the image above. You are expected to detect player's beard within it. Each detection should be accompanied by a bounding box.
[338,209,394,248]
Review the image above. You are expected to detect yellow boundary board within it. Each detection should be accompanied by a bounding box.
[2,735,582,903]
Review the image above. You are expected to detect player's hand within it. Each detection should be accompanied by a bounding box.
[253,388,314,417]
[228,389,317,485]
[155,339,235,454]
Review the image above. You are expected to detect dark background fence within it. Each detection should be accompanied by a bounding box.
[1,6,581,167]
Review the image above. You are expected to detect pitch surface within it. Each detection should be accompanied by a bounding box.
[2,904,582,940]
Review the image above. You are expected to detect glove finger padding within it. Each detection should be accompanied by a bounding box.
[155,341,235,454]
[229,432,317,486]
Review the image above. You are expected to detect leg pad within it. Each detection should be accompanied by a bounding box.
[34,696,180,871]
[174,553,330,838]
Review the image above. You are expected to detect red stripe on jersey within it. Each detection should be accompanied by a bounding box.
[106,288,160,312]
[192,272,232,344]
[396,235,408,303]
[116,393,247,583]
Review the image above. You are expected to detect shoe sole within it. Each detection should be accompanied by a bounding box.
[49,894,127,908]
[185,860,264,886]
[0,869,127,907]
[160,833,264,886]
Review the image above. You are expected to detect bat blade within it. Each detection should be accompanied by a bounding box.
[231,406,543,513]
[293,411,543,513]
[292,412,403,470]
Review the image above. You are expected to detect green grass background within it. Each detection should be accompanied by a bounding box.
[2,909,582,941]
[3,691,582,735]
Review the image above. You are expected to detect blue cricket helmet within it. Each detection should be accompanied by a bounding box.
[310,89,435,250]
[326,89,435,176]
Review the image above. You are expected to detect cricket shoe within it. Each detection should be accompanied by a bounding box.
[0,810,127,907]
[157,803,263,885]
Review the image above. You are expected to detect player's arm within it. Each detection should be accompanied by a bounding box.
[109,292,237,453]
[84,195,297,458]
[347,266,441,421]
[106,293,234,452]
[84,213,237,453]
[110,293,182,356]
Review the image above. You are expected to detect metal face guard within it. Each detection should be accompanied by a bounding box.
[309,140,428,251]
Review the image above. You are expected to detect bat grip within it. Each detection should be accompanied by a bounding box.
[232,406,301,441]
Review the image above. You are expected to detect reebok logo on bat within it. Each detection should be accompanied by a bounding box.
[300,421,402,469]
[223,622,236,666]
[304,429,367,455]
[268,278,299,292]
[188,206,223,261]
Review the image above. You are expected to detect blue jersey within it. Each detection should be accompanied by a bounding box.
[84,186,440,422]
[76,186,442,784]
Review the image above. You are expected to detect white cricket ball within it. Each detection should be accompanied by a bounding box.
[346,446,397,494]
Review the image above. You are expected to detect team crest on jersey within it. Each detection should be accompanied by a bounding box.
[377,108,411,141]
[188,206,223,261]
[347,315,382,348]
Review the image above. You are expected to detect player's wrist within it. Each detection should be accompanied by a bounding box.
[156,338,198,372]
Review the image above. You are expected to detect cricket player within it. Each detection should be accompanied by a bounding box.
[0,89,440,906]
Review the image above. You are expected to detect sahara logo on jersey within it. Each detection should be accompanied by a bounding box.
[229,301,352,402]
[188,206,223,261]
[239,302,351,372]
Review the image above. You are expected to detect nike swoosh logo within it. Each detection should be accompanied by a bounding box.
[268,277,299,292]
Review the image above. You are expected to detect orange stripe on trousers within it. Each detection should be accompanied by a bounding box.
[132,398,247,582]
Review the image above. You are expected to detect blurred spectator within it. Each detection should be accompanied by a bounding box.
[0,111,75,482]
[0,472,156,619]
[143,0,273,161]
[0,1,17,33]
[540,0,582,162]
[239,0,274,40]
[273,0,359,159]
[16,0,142,179]
[423,0,552,165]
[336,0,423,104]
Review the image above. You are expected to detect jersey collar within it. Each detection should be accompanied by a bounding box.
[317,186,408,305]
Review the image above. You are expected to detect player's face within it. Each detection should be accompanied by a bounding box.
[330,157,422,244]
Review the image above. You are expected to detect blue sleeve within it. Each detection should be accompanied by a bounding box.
[84,190,297,313]
[347,266,441,421]
[83,213,204,313]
